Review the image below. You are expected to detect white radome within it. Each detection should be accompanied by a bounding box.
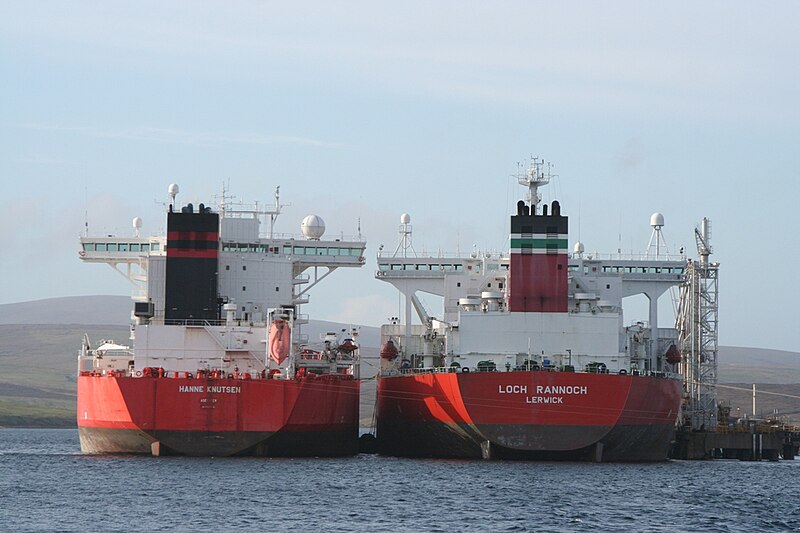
[168,184,179,197]
[650,212,665,228]
[132,217,142,229]
[574,241,585,254]
[301,214,326,239]
[400,213,411,224]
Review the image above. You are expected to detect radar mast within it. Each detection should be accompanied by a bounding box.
[516,156,554,215]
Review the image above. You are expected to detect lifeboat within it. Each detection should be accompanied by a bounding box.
[338,338,358,354]
[380,339,399,360]
[269,318,291,364]
[665,344,681,364]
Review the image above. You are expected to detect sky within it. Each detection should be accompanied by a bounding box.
[1,2,798,352]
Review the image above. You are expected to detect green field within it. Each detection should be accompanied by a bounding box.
[0,324,127,427]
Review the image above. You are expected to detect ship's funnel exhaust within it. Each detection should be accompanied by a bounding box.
[509,200,569,313]
[164,205,220,321]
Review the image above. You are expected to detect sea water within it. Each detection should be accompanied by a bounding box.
[0,429,798,532]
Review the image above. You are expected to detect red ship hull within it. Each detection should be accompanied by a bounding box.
[78,374,359,456]
[376,371,681,461]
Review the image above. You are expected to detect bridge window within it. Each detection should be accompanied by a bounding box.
[107,243,118,252]
[379,263,389,271]
[151,243,160,251]
[119,243,129,252]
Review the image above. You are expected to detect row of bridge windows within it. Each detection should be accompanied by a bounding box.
[82,242,160,252]
[223,243,364,256]
[378,262,509,272]
[568,264,685,275]
[82,241,365,257]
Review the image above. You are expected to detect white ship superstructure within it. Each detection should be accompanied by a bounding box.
[376,158,689,376]
[78,185,366,380]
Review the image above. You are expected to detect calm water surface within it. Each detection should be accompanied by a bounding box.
[0,429,798,532]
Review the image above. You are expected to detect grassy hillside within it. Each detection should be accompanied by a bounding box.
[0,324,128,427]
[718,346,800,384]
[0,296,131,326]
[715,383,800,421]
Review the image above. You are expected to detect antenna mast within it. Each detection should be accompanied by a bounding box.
[516,156,553,215]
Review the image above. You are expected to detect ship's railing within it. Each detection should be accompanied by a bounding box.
[377,251,506,260]
[716,419,800,434]
[164,318,227,326]
[79,368,356,380]
[163,318,269,327]
[389,366,679,379]
[264,232,365,243]
[570,251,688,262]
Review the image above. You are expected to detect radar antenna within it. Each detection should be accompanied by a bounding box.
[516,156,554,215]
[392,213,416,258]
[646,213,670,258]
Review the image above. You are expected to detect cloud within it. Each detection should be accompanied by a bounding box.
[613,138,646,175]
[22,123,342,149]
[5,3,798,121]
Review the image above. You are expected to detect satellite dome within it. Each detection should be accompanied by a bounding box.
[574,242,585,254]
[168,183,179,197]
[132,217,142,229]
[301,215,326,239]
[650,212,665,228]
[400,213,411,224]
